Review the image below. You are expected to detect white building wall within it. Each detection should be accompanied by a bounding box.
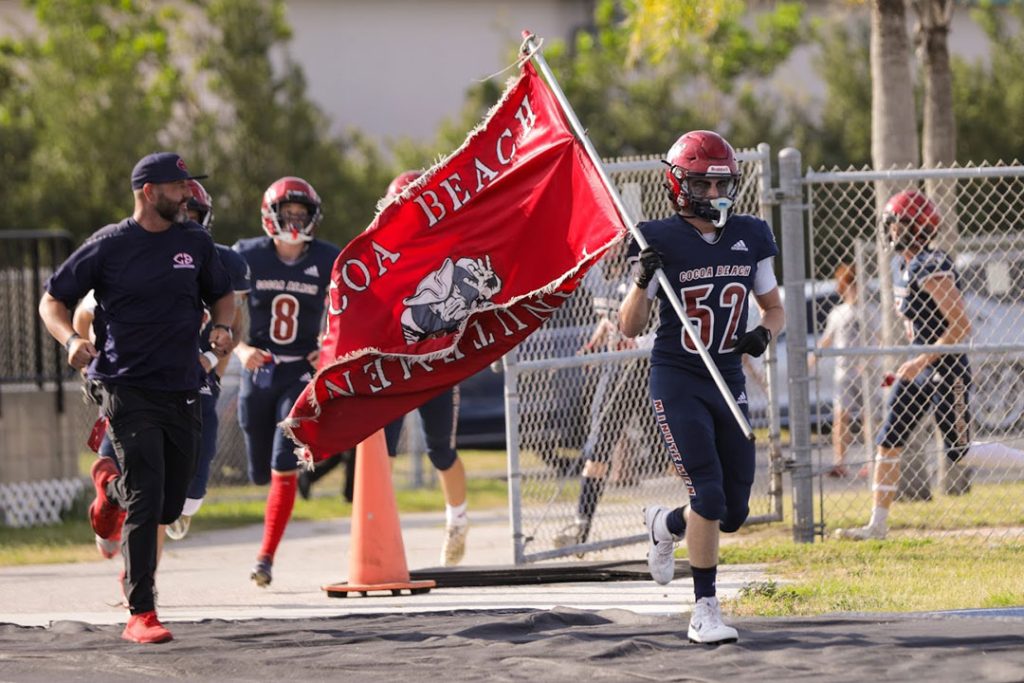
[0,0,1000,146]
[282,0,593,142]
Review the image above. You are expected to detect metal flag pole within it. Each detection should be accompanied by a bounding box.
[520,31,754,441]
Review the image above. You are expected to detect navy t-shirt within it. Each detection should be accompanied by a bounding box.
[46,218,232,391]
[631,213,778,381]
[233,236,340,357]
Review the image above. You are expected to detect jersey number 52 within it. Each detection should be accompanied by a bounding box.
[679,283,747,354]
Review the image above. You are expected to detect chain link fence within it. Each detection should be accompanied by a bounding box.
[505,147,786,563]
[800,162,1024,542]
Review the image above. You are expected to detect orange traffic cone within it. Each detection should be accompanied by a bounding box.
[323,429,435,597]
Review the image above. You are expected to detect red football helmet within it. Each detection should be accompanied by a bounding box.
[882,190,941,251]
[663,130,740,226]
[185,179,214,230]
[386,170,423,199]
[260,176,323,243]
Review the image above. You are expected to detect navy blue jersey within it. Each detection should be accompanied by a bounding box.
[46,218,232,391]
[233,236,340,356]
[892,248,961,346]
[199,243,252,353]
[632,214,778,380]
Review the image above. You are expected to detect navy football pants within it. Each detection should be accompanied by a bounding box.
[649,367,754,533]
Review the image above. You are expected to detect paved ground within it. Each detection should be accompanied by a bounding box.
[0,509,767,628]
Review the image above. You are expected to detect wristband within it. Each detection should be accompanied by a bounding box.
[202,350,219,368]
[64,332,81,352]
[212,323,233,335]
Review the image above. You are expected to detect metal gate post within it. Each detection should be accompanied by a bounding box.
[502,348,526,564]
[778,147,815,543]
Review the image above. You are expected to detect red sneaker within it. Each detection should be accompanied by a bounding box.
[89,458,124,540]
[122,610,173,643]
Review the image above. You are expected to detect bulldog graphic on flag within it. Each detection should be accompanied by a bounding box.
[283,61,626,461]
[401,256,502,344]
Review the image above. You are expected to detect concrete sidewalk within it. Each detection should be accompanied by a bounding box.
[0,509,767,628]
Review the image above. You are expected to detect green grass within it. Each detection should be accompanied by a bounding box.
[720,533,1024,616]
[0,449,509,567]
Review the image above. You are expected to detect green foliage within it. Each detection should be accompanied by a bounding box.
[0,0,182,234]
[953,2,1024,163]
[184,0,393,247]
[411,0,810,163]
[0,0,394,247]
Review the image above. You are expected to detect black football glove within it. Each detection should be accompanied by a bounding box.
[635,246,664,289]
[733,325,772,357]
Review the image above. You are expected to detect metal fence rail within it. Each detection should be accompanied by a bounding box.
[0,230,75,411]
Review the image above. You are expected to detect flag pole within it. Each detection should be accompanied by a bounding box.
[520,31,755,441]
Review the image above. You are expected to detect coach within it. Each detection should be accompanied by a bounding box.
[38,152,234,643]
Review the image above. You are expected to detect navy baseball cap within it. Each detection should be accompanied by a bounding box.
[131,152,207,190]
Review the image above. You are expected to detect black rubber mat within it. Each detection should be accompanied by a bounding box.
[407,558,690,587]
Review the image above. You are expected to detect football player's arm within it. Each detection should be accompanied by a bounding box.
[232,303,271,370]
[72,299,95,342]
[620,284,654,338]
[752,287,785,341]
[897,274,971,381]
[207,292,235,356]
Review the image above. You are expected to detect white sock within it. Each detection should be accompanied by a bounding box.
[868,506,889,530]
[446,500,468,527]
[182,497,203,517]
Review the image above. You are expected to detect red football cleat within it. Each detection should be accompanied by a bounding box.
[94,512,125,560]
[89,458,124,541]
[122,610,173,644]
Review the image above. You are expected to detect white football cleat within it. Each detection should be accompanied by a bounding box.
[643,506,677,585]
[833,524,887,541]
[165,514,191,541]
[688,596,739,644]
[441,522,469,567]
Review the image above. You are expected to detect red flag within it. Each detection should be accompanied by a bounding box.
[283,61,626,460]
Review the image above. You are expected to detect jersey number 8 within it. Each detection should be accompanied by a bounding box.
[270,294,300,345]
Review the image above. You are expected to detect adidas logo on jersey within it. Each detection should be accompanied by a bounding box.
[736,391,748,404]
[303,265,320,277]
[730,240,749,252]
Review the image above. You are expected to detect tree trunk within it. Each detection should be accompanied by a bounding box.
[914,0,959,253]
[871,0,918,353]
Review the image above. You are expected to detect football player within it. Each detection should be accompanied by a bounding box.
[233,177,340,587]
[835,190,973,541]
[622,130,784,644]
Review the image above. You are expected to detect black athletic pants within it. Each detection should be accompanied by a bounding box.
[99,383,200,614]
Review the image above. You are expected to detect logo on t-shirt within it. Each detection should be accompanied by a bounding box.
[730,240,749,252]
[303,264,320,278]
[173,252,195,269]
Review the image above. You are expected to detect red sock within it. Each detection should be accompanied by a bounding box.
[259,472,297,561]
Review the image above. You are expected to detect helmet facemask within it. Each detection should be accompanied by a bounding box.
[668,164,740,228]
[260,177,322,243]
